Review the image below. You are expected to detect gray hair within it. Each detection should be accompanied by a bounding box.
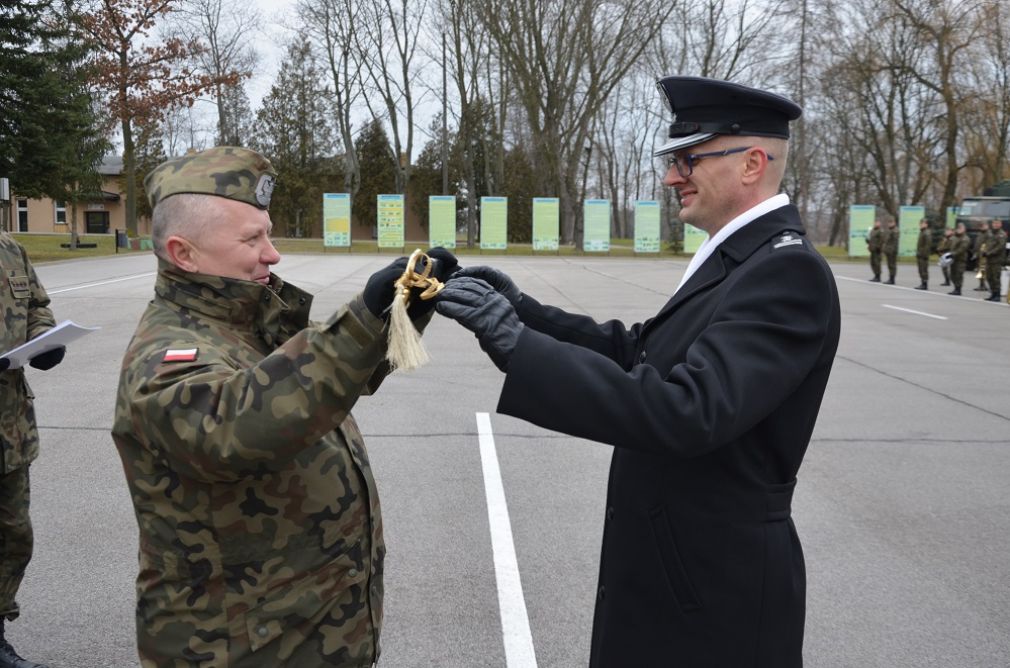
[151,193,219,260]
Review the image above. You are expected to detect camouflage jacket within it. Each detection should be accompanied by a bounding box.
[882,227,899,254]
[0,233,55,474]
[917,229,931,257]
[950,234,971,261]
[987,229,1008,265]
[866,227,883,252]
[112,260,407,667]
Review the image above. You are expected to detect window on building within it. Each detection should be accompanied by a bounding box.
[16,199,28,232]
[55,201,67,225]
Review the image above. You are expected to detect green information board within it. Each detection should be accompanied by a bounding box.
[946,206,958,229]
[899,205,925,257]
[532,198,559,251]
[584,199,611,252]
[429,196,456,248]
[377,194,404,248]
[480,197,508,250]
[683,223,706,254]
[634,200,661,253]
[848,205,876,258]
[323,193,351,247]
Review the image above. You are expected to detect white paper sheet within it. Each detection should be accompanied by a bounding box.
[0,321,100,369]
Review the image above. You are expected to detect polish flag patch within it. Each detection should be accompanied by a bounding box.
[162,348,199,363]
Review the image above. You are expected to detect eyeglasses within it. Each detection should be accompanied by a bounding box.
[663,146,775,178]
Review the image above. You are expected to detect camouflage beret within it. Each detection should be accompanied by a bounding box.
[144,146,277,210]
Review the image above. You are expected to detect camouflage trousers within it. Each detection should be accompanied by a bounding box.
[951,261,966,289]
[0,466,31,621]
[869,250,881,278]
[885,251,897,278]
[917,256,929,282]
[986,262,1003,296]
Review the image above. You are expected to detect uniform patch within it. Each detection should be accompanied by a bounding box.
[8,272,30,299]
[773,233,804,249]
[163,348,199,363]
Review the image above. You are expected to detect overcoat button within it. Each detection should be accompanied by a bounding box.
[598,585,606,600]
[606,506,614,521]
[639,351,647,363]
[349,568,359,578]
[256,625,268,637]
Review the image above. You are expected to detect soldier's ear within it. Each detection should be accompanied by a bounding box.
[165,235,200,273]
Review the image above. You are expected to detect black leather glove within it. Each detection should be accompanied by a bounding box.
[0,358,10,372]
[29,346,65,371]
[455,265,521,307]
[435,276,523,371]
[407,247,461,319]
[363,257,409,317]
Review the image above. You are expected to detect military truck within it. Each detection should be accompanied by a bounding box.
[955,180,1010,270]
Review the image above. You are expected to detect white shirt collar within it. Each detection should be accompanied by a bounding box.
[674,193,791,294]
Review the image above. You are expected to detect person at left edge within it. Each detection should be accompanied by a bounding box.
[0,231,65,668]
[915,218,931,290]
[110,146,457,667]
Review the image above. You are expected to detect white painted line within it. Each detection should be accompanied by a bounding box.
[475,412,538,668]
[882,304,948,320]
[48,272,156,294]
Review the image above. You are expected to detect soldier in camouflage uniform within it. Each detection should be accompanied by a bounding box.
[0,232,66,668]
[985,219,1007,302]
[915,218,931,290]
[936,228,954,286]
[111,146,457,667]
[972,220,992,291]
[866,219,884,281]
[882,218,899,284]
[949,223,971,296]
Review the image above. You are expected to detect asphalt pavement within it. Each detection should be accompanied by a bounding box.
[7,252,1009,667]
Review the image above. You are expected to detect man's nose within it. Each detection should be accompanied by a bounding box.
[262,239,281,264]
[662,164,686,186]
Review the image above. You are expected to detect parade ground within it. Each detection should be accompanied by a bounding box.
[9,252,1010,667]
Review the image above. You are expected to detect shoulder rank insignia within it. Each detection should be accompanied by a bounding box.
[163,348,198,363]
[773,233,804,249]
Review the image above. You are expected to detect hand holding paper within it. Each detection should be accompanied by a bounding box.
[0,321,99,370]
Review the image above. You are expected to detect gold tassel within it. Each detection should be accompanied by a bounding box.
[386,249,445,371]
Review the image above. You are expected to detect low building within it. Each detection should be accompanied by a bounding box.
[7,156,152,237]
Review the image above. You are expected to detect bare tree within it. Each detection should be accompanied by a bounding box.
[476,0,676,245]
[354,0,427,194]
[298,0,364,199]
[173,0,258,145]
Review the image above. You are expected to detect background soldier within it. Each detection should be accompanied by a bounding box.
[972,219,992,291]
[882,218,899,284]
[949,222,971,296]
[111,146,456,667]
[867,219,884,281]
[0,231,66,668]
[985,219,1006,302]
[937,228,954,286]
[915,218,931,290]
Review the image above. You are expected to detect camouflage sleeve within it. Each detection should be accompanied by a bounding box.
[20,242,56,341]
[124,295,389,482]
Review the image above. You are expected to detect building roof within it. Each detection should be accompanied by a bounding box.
[99,155,123,175]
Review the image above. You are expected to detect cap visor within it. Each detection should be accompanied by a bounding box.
[653,133,716,157]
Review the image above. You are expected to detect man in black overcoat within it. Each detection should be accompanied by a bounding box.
[435,76,841,668]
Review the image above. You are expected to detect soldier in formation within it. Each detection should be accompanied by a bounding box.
[984,219,1007,302]
[882,218,899,284]
[0,232,66,668]
[867,218,884,281]
[972,219,992,292]
[949,222,971,296]
[111,146,456,667]
[915,218,931,290]
[936,228,954,286]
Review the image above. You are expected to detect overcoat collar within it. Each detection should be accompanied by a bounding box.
[651,205,806,325]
